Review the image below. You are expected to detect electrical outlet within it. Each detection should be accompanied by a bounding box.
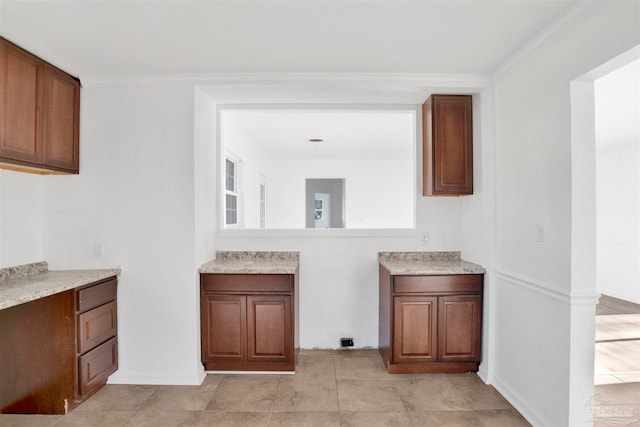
[340,338,354,347]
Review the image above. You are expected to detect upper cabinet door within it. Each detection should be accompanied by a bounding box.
[0,41,44,164]
[423,95,473,196]
[42,65,80,172]
[0,37,80,174]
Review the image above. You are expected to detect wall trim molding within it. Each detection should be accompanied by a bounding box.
[492,0,605,80]
[493,270,600,305]
[80,72,491,89]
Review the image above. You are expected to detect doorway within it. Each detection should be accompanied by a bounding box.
[305,178,345,228]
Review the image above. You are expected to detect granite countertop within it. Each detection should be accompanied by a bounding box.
[379,251,485,275]
[0,261,121,310]
[199,251,299,274]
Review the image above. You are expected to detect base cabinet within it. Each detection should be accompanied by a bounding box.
[200,273,298,371]
[380,267,483,374]
[0,276,118,414]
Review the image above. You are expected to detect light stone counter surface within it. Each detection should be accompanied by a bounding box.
[199,251,299,275]
[379,251,485,275]
[0,261,121,310]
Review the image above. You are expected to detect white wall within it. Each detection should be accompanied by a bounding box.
[490,1,639,425]
[595,60,640,303]
[0,170,43,267]
[42,84,204,385]
[268,158,413,229]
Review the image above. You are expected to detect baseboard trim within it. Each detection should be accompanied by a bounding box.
[107,369,205,386]
[491,376,551,427]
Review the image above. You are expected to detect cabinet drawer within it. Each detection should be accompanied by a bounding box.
[201,274,292,293]
[77,301,117,354]
[78,337,118,395]
[77,278,117,312]
[393,275,482,294]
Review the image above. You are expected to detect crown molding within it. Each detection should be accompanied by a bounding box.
[79,72,491,89]
[492,0,606,80]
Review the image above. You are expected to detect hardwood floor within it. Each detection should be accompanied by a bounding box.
[593,295,640,426]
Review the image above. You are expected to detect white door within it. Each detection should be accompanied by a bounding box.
[314,193,330,228]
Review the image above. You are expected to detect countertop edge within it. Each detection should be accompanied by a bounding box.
[0,268,121,311]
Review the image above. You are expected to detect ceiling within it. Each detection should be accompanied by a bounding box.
[0,0,577,79]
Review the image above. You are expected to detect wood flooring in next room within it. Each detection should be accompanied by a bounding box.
[593,295,640,427]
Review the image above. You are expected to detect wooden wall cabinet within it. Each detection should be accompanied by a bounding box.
[0,276,118,414]
[379,267,483,374]
[200,273,298,371]
[422,94,473,196]
[0,37,79,174]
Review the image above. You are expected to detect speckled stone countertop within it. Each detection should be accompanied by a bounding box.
[199,251,299,274]
[379,251,485,275]
[0,261,121,310]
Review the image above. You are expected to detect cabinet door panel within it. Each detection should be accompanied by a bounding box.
[247,295,292,362]
[42,66,79,172]
[202,294,246,361]
[393,296,438,362]
[0,42,43,163]
[438,295,481,361]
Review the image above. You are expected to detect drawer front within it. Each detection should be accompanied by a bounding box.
[78,337,118,395]
[201,274,292,293]
[393,275,483,294]
[77,278,117,312]
[77,301,117,354]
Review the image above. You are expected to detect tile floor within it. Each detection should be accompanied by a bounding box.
[0,350,529,427]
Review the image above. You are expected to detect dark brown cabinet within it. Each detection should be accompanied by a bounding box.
[0,37,79,174]
[0,276,118,414]
[422,94,473,196]
[380,267,483,373]
[200,273,298,371]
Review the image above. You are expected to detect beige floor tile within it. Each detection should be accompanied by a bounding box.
[394,378,470,411]
[294,355,336,379]
[447,376,513,410]
[337,380,404,412]
[272,378,339,412]
[408,410,482,427]
[127,410,201,426]
[474,409,531,426]
[334,356,390,380]
[268,411,340,427]
[337,349,381,358]
[298,349,341,357]
[201,374,225,390]
[340,411,412,427]
[53,410,134,427]
[196,411,270,427]
[141,385,216,411]
[207,376,279,412]
[75,384,157,411]
[0,414,61,427]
